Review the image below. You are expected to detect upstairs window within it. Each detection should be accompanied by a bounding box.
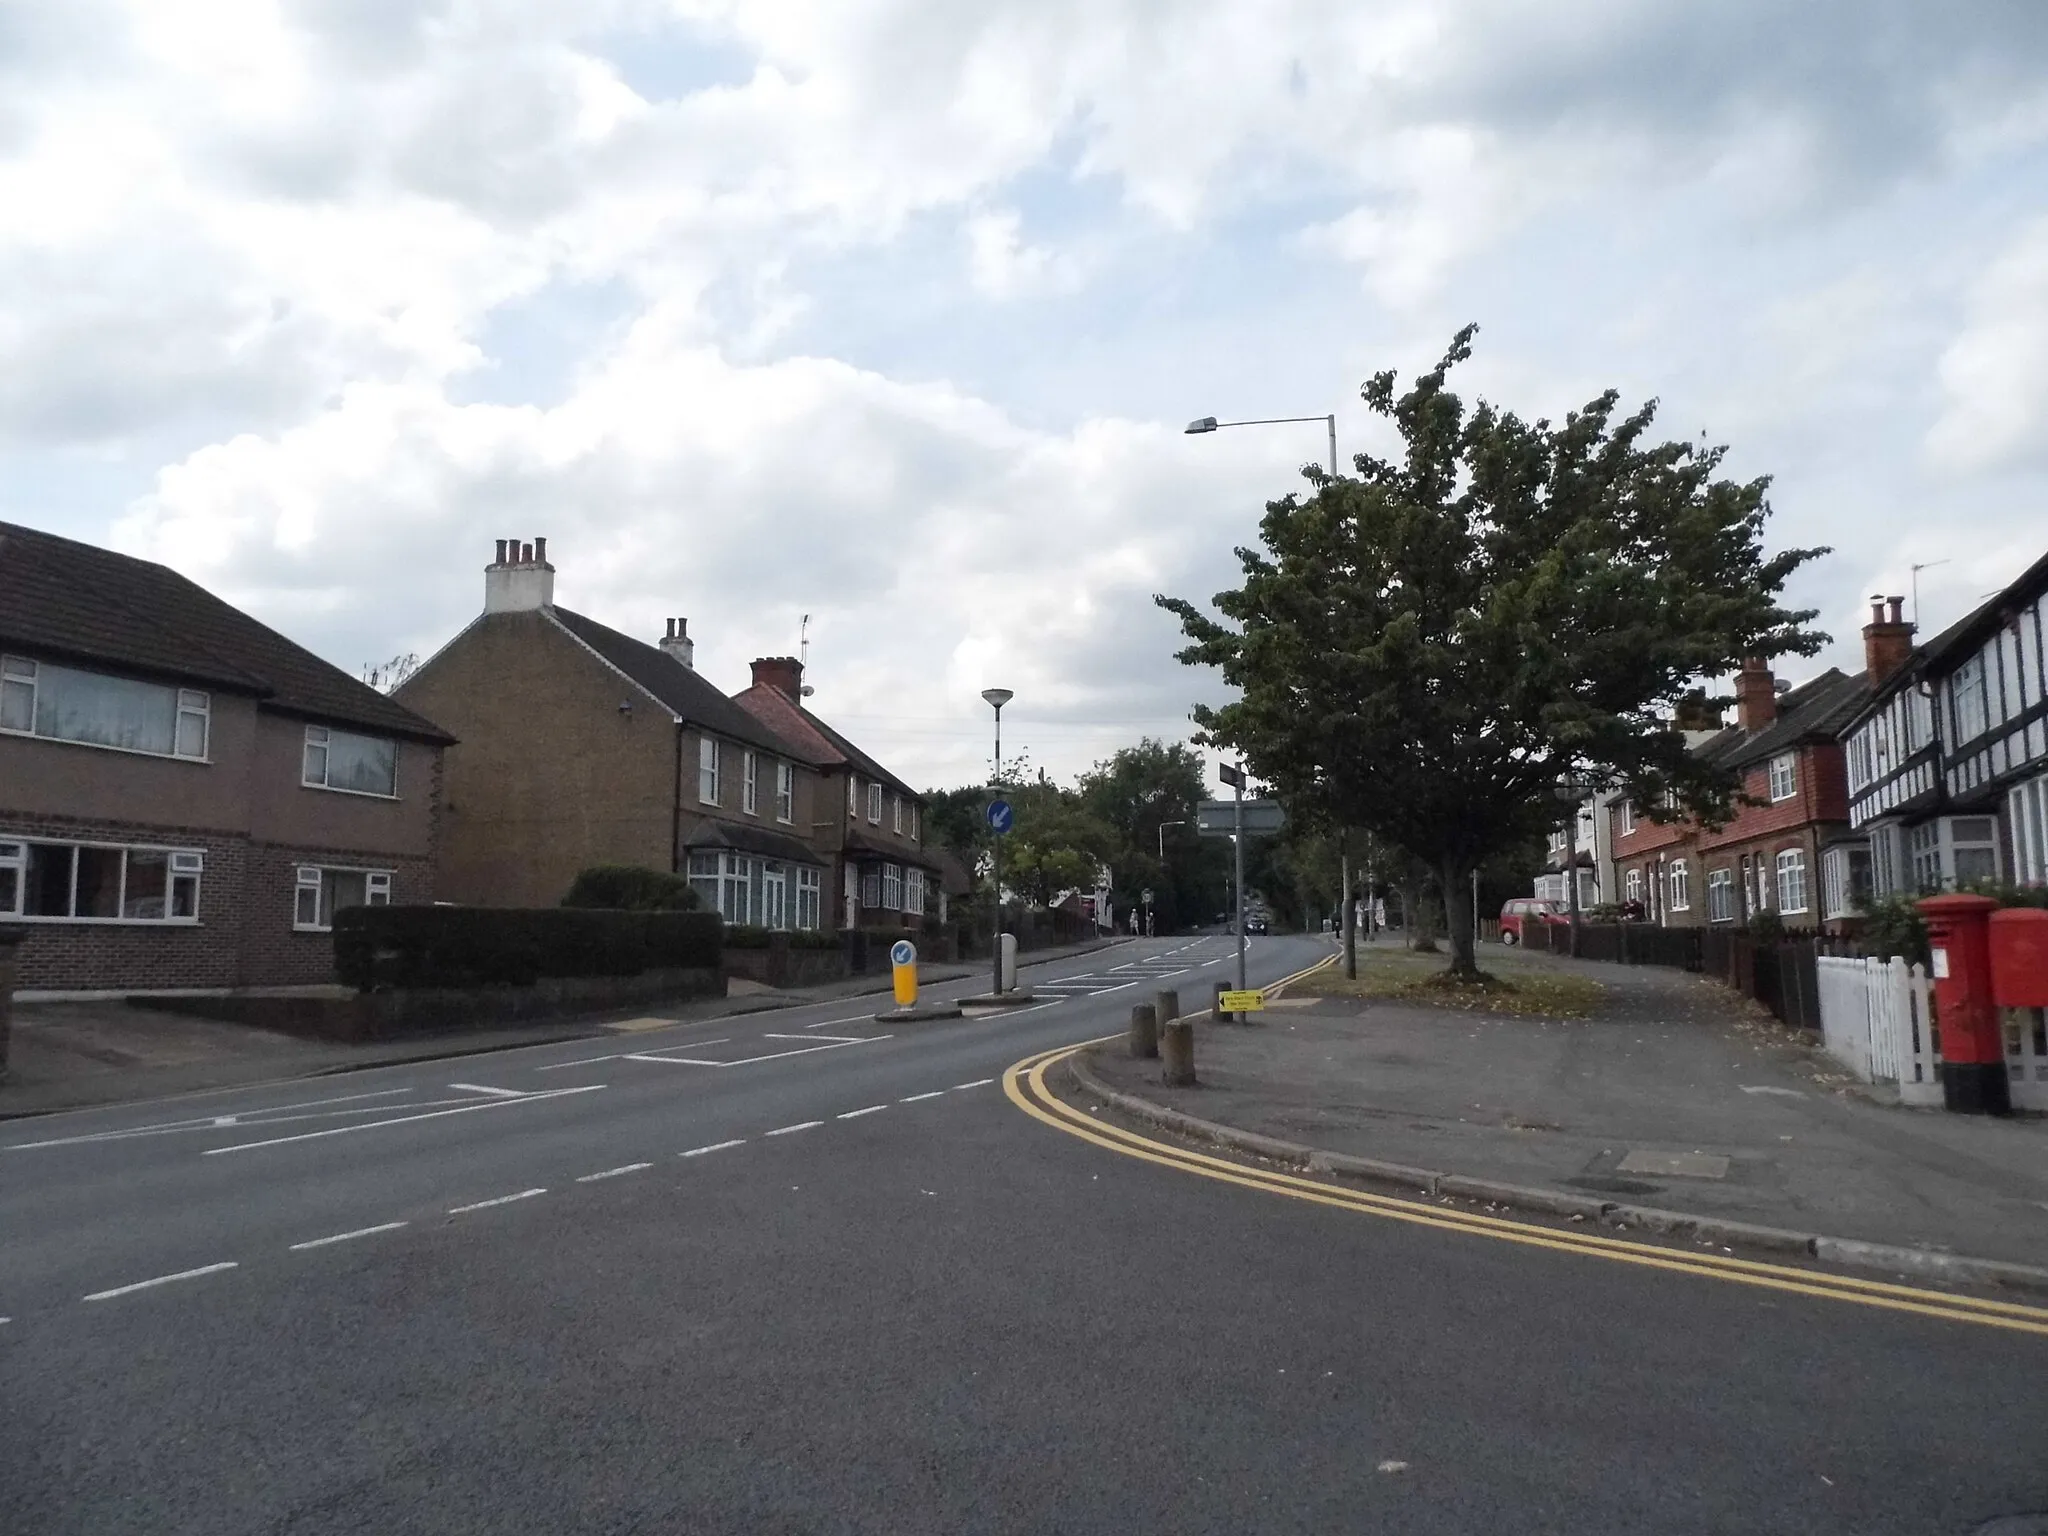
[1953,653,1990,743]
[776,762,795,824]
[699,737,721,805]
[1768,753,1797,802]
[303,725,397,797]
[1618,801,1635,836]
[848,776,859,817]
[892,795,905,834]
[2,655,209,761]
[742,751,759,816]
[867,783,883,823]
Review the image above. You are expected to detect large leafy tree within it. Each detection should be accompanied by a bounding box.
[1002,779,1117,909]
[1075,738,1230,933]
[1157,327,1827,978]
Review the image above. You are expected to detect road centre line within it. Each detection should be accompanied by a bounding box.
[84,1262,238,1302]
[202,1085,606,1155]
[447,1083,532,1099]
[681,1139,746,1157]
[7,1088,423,1150]
[290,1221,409,1251]
[950,1079,996,1090]
[576,1163,652,1183]
[838,1105,889,1119]
[449,1188,546,1214]
[764,1121,823,1136]
[898,1091,946,1103]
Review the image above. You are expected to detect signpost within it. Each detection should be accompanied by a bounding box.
[1217,762,1250,1000]
[1218,990,1265,1015]
[986,799,1014,834]
[890,939,917,1008]
[1195,799,1285,835]
[985,795,1012,996]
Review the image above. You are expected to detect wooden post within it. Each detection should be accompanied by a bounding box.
[1211,979,1234,1023]
[1128,1002,1159,1059]
[1161,1019,1196,1087]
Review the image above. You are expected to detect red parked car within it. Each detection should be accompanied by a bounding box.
[1498,897,1567,945]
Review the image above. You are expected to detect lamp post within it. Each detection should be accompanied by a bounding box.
[1187,407,1342,980]
[982,687,1013,996]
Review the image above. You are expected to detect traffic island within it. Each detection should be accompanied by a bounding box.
[956,991,1037,1009]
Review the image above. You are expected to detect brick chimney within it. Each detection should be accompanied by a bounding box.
[1734,658,1778,733]
[1862,593,1915,687]
[751,656,804,702]
[483,535,554,613]
[660,618,695,670]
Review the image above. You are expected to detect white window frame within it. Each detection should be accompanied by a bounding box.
[910,802,919,842]
[1667,859,1690,912]
[1767,753,1797,802]
[1,654,211,763]
[1624,869,1642,905]
[892,795,904,834]
[881,863,902,911]
[0,837,203,923]
[742,750,759,816]
[1619,801,1635,836]
[699,737,721,805]
[301,724,399,798]
[904,866,925,916]
[2012,774,2048,887]
[776,762,795,824]
[848,776,859,817]
[1953,653,1990,744]
[1821,844,1874,920]
[1775,849,1809,915]
[1706,868,1735,923]
[292,864,393,932]
[796,866,822,930]
[867,783,883,824]
[761,861,788,929]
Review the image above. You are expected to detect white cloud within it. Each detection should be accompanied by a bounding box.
[1927,217,2048,473]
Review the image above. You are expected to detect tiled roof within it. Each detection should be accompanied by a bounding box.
[732,682,919,799]
[548,608,817,760]
[0,519,454,744]
[683,819,824,866]
[1702,667,1868,770]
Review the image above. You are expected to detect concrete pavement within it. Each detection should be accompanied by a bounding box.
[6,932,2046,1534]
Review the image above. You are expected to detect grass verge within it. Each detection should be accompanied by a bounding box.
[1293,947,1604,1018]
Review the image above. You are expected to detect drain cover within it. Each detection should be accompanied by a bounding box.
[1617,1149,1731,1180]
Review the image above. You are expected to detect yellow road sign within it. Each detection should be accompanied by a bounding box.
[1219,990,1265,1013]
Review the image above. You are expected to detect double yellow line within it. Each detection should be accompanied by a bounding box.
[1005,989,2048,1337]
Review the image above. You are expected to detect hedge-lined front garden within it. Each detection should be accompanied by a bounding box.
[335,905,722,991]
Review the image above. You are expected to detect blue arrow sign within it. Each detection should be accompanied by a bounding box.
[986,798,1014,834]
[890,939,916,968]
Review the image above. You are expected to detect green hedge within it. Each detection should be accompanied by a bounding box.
[725,926,843,951]
[561,865,700,911]
[334,905,723,990]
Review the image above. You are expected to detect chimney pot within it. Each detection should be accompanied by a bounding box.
[495,538,508,565]
[750,656,805,703]
[1887,594,1903,624]
[1871,595,1886,624]
[534,536,547,564]
[1861,593,1917,687]
[659,617,695,670]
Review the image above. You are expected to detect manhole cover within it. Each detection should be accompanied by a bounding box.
[1617,1149,1731,1180]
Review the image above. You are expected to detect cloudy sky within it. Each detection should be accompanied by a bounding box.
[5,1,2047,788]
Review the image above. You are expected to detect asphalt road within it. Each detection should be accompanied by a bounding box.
[4,931,2044,1534]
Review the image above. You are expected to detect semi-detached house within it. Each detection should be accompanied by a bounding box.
[0,521,454,991]
[397,539,833,926]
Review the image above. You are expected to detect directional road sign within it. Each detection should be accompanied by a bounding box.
[1196,798,1286,836]
[890,940,916,968]
[1218,990,1266,1014]
[986,798,1014,835]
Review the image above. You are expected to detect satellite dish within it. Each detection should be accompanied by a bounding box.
[800,685,816,697]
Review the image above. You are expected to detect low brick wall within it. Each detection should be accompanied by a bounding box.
[723,940,849,990]
[129,965,724,1043]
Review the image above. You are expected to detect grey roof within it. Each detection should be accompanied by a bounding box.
[683,819,824,866]
[0,519,454,744]
[1701,667,1868,769]
[549,607,817,760]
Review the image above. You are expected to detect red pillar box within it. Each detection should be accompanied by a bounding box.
[1918,893,2010,1115]
[1988,908,2048,1008]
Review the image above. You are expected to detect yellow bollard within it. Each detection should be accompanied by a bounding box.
[890,939,918,1007]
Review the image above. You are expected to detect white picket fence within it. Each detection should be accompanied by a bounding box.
[1817,955,2048,1110]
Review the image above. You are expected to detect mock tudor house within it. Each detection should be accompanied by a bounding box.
[397,539,833,926]
[1611,660,1868,932]
[1842,554,2048,899]
[732,656,938,931]
[0,520,454,990]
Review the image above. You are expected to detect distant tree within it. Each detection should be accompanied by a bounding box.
[1158,326,1827,978]
[1002,779,1117,910]
[921,786,989,856]
[363,653,421,693]
[1075,738,1229,933]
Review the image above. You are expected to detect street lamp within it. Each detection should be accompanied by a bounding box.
[1187,407,1349,973]
[1157,820,1185,861]
[982,687,1013,996]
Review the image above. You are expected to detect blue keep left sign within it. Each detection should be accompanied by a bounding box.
[890,940,916,967]
[986,798,1014,834]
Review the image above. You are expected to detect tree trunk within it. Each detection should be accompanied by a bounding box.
[1441,858,1480,979]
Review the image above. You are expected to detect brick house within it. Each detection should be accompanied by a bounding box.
[0,520,453,991]
[732,656,938,930]
[1611,662,1868,933]
[1842,552,2048,899]
[396,538,832,926]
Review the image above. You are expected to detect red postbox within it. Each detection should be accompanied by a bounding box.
[1988,907,2048,1009]
[1918,893,2010,1115]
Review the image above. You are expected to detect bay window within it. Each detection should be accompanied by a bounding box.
[881,863,902,911]
[797,867,822,929]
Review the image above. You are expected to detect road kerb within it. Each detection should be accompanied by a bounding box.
[1063,1048,2048,1298]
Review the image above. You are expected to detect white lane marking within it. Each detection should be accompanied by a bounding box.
[681,1139,746,1157]
[804,1013,878,1030]
[631,1035,891,1069]
[290,1221,409,1251]
[1010,1000,1065,1014]
[764,1120,823,1137]
[534,1050,628,1072]
[760,1032,866,1043]
[7,1088,419,1150]
[447,1083,530,1099]
[837,1105,889,1119]
[576,1162,653,1183]
[83,1261,238,1302]
[898,1091,947,1103]
[1740,1085,1806,1098]
[950,1079,996,1091]
[448,1188,546,1214]
[203,1084,606,1155]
